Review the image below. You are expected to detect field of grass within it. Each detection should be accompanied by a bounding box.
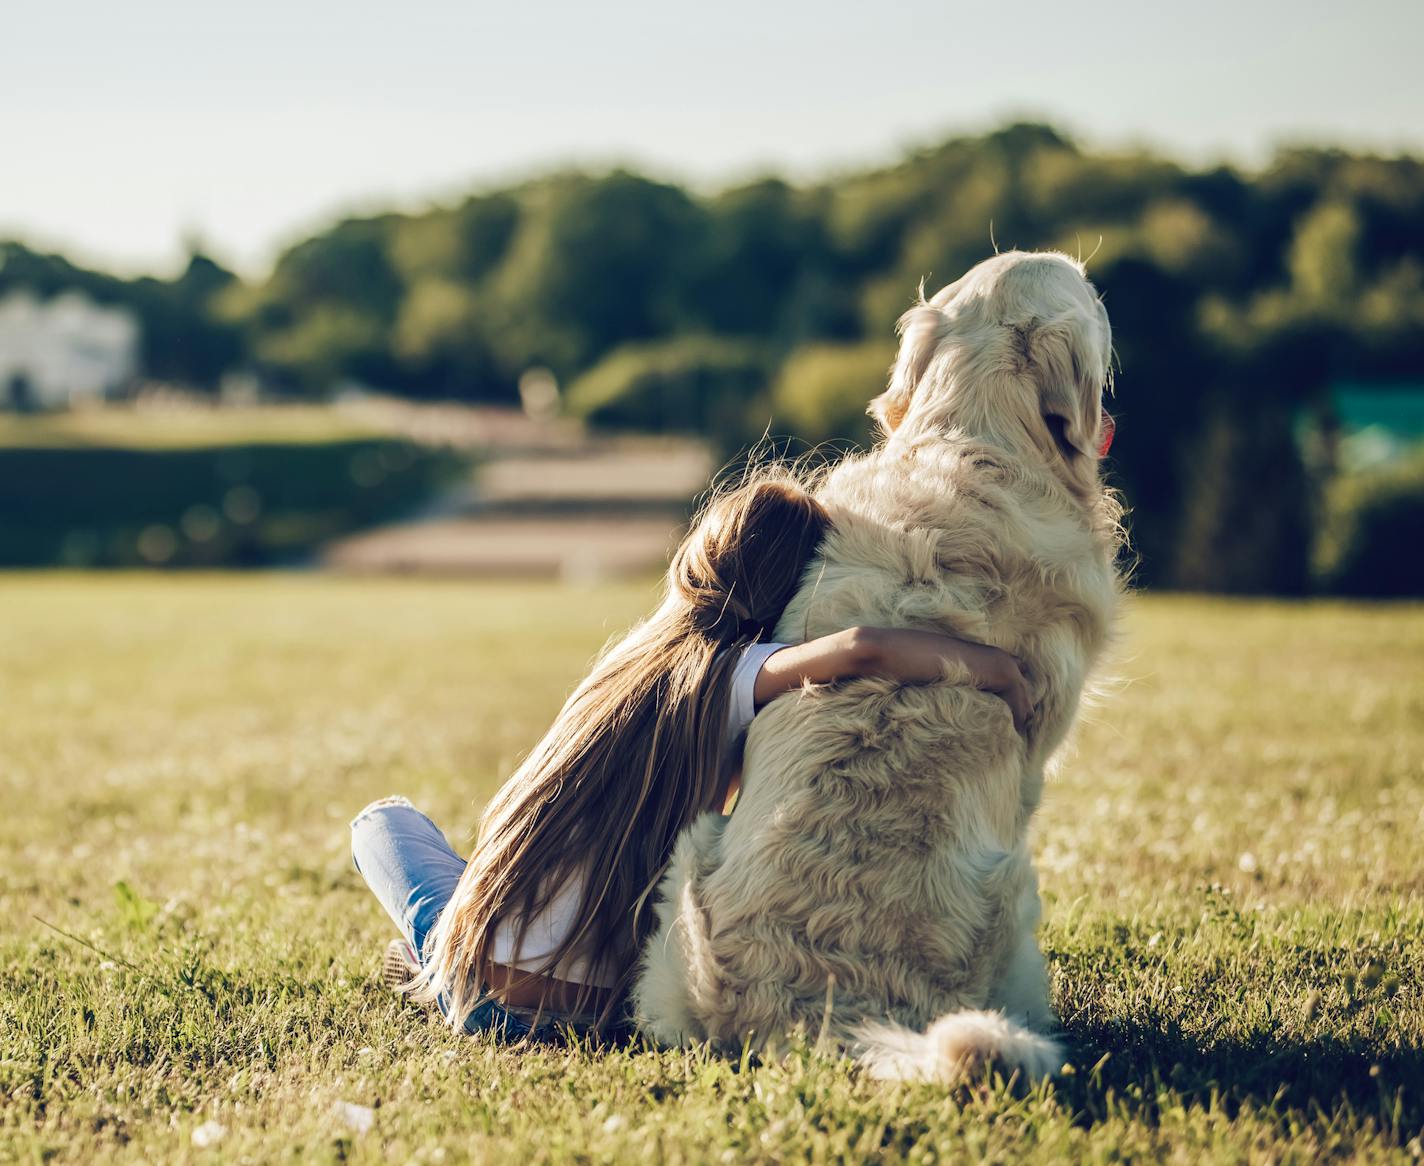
[2,576,1421,1163]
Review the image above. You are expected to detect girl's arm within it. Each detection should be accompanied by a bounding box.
[753,626,1032,732]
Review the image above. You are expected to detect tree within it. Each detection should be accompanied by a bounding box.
[489,172,707,377]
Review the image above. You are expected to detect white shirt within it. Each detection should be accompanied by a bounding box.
[492,641,788,986]
[490,872,614,986]
[724,640,789,748]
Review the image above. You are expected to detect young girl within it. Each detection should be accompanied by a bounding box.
[350,472,1030,1037]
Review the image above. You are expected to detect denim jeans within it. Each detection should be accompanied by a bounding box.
[349,796,543,1038]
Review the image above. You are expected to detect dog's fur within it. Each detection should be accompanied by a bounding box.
[632,251,1123,1083]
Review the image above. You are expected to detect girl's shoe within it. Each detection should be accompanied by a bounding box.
[381,939,422,995]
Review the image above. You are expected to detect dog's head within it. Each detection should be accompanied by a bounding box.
[869,251,1113,495]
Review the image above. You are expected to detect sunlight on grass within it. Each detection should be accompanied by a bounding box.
[1,576,1420,1163]
[0,405,392,450]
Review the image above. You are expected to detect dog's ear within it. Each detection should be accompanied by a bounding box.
[1031,319,1106,460]
[869,302,948,435]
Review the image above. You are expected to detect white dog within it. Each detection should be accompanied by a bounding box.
[633,251,1123,1083]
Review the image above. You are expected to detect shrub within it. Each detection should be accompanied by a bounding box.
[564,336,770,446]
[0,439,459,567]
[769,342,894,446]
[1314,453,1424,597]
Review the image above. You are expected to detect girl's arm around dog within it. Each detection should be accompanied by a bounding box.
[754,627,1031,732]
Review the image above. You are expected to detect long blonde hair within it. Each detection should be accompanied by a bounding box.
[417,470,830,1026]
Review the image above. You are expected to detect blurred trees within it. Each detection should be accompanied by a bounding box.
[4,125,1423,592]
[486,172,705,376]
[0,243,242,389]
[1314,453,1424,597]
[566,336,768,438]
[769,342,893,447]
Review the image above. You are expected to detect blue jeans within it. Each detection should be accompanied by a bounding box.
[349,796,540,1038]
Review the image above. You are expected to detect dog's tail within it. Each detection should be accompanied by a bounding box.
[851,1010,1064,1084]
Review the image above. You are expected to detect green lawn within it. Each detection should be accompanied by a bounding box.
[2,577,1421,1164]
[0,406,393,450]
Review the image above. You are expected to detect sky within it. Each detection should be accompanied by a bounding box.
[5,0,1421,278]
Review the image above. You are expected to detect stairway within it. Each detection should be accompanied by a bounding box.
[317,411,714,579]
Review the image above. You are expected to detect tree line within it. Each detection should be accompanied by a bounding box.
[4,122,1422,593]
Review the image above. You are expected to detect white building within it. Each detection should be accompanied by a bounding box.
[0,290,141,409]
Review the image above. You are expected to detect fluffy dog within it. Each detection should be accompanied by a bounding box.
[633,251,1123,1083]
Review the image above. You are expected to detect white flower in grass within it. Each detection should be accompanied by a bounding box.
[191,1121,226,1148]
[332,1101,376,1134]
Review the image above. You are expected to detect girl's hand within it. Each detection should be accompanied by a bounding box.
[755,626,1032,732]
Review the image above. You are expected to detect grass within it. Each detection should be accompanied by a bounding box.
[0,405,393,450]
[1,576,1421,1163]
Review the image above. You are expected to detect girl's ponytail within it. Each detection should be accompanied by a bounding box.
[669,474,830,648]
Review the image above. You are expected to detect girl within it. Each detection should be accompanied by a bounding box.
[350,472,1030,1038]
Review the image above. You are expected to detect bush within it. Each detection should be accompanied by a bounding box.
[769,341,894,446]
[1314,453,1424,597]
[0,439,460,567]
[564,336,770,446]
